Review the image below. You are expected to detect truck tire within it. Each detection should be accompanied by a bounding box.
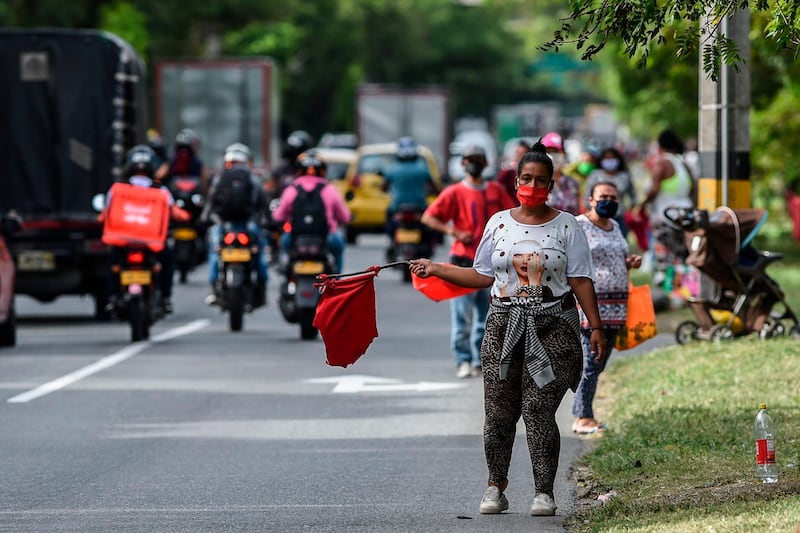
[0,306,16,347]
[94,287,112,321]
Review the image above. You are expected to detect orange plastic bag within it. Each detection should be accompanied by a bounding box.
[101,183,170,252]
[614,283,657,351]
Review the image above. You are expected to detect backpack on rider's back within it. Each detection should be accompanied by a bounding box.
[211,167,254,221]
[290,183,329,237]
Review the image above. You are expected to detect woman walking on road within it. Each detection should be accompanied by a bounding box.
[572,181,642,434]
[409,141,605,517]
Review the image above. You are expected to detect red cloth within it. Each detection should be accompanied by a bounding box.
[788,192,800,241]
[313,268,380,367]
[625,210,651,252]
[412,269,479,302]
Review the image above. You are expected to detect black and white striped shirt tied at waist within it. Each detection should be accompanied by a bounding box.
[490,288,580,387]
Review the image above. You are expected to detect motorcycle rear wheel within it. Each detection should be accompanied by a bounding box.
[299,308,318,340]
[129,298,149,343]
[228,286,245,332]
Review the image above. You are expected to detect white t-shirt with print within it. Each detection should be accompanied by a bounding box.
[474,209,593,299]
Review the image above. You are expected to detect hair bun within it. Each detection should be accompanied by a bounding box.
[531,141,547,154]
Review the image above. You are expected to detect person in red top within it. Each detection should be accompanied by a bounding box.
[422,145,517,378]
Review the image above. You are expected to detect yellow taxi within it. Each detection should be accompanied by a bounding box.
[340,142,441,243]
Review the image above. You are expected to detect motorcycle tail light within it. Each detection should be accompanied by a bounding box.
[175,178,197,192]
[127,250,145,264]
[397,211,421,223]
[223,232,236,245]
[282,222,292,234]
[237,232,250,246]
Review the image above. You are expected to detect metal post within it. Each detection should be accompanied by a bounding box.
[697,8,751,209]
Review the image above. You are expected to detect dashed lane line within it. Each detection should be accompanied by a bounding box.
[6,319,210,404]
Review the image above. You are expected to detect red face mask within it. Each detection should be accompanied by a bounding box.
[516,184,549,208]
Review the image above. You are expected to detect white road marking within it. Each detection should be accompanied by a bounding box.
[6,319,210,404]
[304,374,466,393]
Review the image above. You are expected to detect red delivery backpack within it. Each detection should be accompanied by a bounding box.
[101,183,170,252]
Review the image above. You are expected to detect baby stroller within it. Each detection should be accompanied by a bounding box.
[664,206,800,344]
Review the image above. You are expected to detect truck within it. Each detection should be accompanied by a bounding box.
[0,28,148,320]
[154,58,281,174]
[355,84,451,172]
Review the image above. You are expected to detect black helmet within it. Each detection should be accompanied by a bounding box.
[175,128,200,150]
[284,130,314,160]
[296,149,327,177]
[124,145,157,178]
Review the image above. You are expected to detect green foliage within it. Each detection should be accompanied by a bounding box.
[100,2,149,56]
[542,1,800,81]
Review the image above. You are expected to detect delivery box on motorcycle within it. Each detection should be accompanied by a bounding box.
[101,183,170,252]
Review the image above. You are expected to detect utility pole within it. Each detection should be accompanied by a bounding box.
[697,8,751,209]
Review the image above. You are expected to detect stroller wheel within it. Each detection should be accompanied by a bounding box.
[675,320,700,345]
[789,325,800,340]
[709,324,735,342]
[760,320,786,340]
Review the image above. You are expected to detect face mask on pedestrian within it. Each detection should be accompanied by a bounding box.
[516,183,550,208]
[464,160,487,177]
[577,161,596,176]
[600,158,620,172]
[594,199,619,219]
[548,153,566,168]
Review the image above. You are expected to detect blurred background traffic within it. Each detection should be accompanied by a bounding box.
[2,0,800,347]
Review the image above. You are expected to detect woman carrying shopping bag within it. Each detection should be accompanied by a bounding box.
[572,181,642,434]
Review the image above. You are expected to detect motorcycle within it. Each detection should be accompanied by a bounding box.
[278,234,335,340]
[389,204,434,283]
[168,176,207,283]
[213,222,263,332]
[110,246,165,343]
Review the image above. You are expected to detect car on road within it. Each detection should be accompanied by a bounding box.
[340,142,442,243]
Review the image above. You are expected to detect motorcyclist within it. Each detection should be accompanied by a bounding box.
[201,142,270,307]
[101,145,189,314]
[168,128,209,193]
[383,136,438,260]
[270,130,315,196]
[146,129,170,182]
[271,150,351,274]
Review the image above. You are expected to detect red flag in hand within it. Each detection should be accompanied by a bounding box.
[313,268,380,367]
[412,267,479,302]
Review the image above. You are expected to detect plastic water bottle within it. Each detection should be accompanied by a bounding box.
[754,403,778,483]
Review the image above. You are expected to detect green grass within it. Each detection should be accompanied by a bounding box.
[567,253,800,532]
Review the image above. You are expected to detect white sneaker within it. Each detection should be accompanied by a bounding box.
[456,362,472,379]
[470,366,482,378]
[530,493,557,516]
[479,486,509,514]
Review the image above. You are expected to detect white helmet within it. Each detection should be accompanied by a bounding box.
[223,142,252,165]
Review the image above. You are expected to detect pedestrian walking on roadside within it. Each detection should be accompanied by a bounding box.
[584,147,637,235]
[572,181,642,434]
[638,129,695,289]
[421,145,516,379]
[541,132,581,215]
[409,140,605,517]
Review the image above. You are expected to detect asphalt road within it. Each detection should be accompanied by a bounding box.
[0,234,670,532]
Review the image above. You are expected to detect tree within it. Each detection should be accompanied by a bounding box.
[541,0,800,80]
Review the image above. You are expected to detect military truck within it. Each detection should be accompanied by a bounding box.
[0,28,147,319]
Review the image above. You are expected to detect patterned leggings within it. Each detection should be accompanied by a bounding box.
[481,309,582,497]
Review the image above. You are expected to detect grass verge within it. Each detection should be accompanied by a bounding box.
[567,248,800,532]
